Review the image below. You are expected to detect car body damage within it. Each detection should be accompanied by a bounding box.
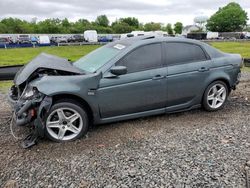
[14,53,84,85]
[8,53,87,148]
[7,36,242,148]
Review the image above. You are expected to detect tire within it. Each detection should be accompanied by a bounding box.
[203,81,229,111]
[44,100,89,142]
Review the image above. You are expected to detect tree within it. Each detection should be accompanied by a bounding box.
[0,23,7,33]
[174,22,183,34]
[37,19,62,33]
[119,17,139,28]
[95,15,109,27]
[144,22,161,31]
[112,22,133,34]
[166,23,173,35]
[206,2,248,32]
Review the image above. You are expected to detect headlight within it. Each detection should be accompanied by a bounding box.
[21,86,37,100]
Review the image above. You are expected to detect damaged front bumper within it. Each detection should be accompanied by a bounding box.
[8,85,53,148]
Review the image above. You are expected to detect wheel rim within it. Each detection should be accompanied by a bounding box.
[207,83,227,109]
[46,107,83,141]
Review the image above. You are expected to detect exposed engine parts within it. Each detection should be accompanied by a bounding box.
[9,84,52,148]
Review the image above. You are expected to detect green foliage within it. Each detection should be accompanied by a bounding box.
[0,16,182,34]
[0,16,143,34]
[0,45,100,66]
[206,2,248,32]
[165,23,173,35]
[174,22,183,34]
[119,17,139,28]
[144,22,161,31]
[0,81,13,93]
[112,22,133,34]
[210,42,250,58]
[95,15,109,27]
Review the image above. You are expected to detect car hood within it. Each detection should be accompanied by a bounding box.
[14,53,84,86]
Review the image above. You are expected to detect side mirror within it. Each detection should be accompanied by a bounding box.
[110,66,127,76]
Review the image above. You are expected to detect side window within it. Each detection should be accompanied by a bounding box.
[117,43,162,73]
[165,42,207,65]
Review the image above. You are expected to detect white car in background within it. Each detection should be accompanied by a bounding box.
[38,36,50,44]
[207,32,219,39]
[84,30,98,42]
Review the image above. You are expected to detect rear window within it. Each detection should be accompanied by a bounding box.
[165,42,207,65]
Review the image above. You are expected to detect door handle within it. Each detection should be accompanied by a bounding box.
[152,75,165,80]
[198,67,209,72]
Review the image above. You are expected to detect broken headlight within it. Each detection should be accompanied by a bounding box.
[21,86,39,100]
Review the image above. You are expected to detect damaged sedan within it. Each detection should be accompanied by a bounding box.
[8,36,243,148]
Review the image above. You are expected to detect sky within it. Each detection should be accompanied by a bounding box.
[0,0,249,26]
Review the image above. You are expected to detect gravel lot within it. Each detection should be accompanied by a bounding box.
[0,73,250,188]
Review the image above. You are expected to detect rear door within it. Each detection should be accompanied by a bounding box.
[164,42,212,111]
[98,43,168,118]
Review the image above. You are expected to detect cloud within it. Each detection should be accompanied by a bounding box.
[0,0,249,25]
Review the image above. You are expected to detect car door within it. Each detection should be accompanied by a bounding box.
[165,42,212,111]
[97,43,168,118]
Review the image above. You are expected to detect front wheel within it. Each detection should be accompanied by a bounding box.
[203,81,229,111]
[45,100,89,142]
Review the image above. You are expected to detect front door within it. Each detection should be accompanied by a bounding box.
[97,43,168,118]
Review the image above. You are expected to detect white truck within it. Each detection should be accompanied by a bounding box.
[84,30,98,42]
[206,32,219,40]
[38,35,50,44]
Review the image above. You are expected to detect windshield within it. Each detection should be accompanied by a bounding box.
[74,46,122,72]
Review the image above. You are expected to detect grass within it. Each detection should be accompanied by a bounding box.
[209,42,250,73]
[209,42,250,58]
[0,42,249,92]
[242,66,250,72]
[0,45,100,66]
[0,80,13,93]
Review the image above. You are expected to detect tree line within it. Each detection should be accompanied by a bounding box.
[0,2,248,34]
[0,16,183,34]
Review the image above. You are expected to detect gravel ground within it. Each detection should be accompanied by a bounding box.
[0,73,250,188]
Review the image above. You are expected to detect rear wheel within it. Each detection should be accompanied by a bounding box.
[45,100,89,142]
[203,81,228,111]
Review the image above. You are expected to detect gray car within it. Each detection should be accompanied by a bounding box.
[8,36,242,146]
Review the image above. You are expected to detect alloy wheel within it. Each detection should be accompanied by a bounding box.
[207,83,227,109]
[46,107,83,141]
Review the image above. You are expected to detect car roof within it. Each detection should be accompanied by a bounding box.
[107,35,223,59]
[110,36,207,47]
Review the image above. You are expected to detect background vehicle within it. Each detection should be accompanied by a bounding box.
[67,35,84,43]
[9,36,242,144]
[54,36,68,43]
[120,33,134,39]
[17,34,31,44]
[84,30,98,42]
[98,35,113,42]
[31,36,38,44]
[131,31,145,36]
[38,36,50,44]
[206,32,219,40]
[0,37,10,44]
[187,32,207,40]
[244,32,250,39]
